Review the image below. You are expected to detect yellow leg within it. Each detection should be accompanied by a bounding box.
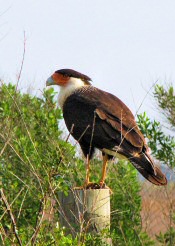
[85,154,90,185]
[74,155,95,190]
[99,154,108,187]
[74,154,111,190]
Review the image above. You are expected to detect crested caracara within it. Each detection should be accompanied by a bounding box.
[46,69,167,188]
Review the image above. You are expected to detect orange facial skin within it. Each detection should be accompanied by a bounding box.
[52,73,70,86]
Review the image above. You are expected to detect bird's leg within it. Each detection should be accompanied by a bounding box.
[73,155,91,190]
[74,155,98,190]
[74,154,110,190]
[99,154,108,188]
[83,154,99,188]
[84,154,90,186]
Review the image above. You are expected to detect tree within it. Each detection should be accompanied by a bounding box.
[137,84,175,245]
[0,84,77,245]
[0,83,153,245]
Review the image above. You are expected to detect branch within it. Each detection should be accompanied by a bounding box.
[16,31,26,90]
[27,196,47,246]
[0,189,22,246]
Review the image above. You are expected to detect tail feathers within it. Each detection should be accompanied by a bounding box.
[130,153,167,186]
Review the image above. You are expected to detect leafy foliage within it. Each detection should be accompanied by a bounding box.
[156,227,175,246]
[154,84,175,128]
[137,112,175,168]
[108,160,154,245]
[137,83,175,245]
[0,84,77,245]
[0,83,158,245]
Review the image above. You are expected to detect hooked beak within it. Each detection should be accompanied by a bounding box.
[46,76,55,86]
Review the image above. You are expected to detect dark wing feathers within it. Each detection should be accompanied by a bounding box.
[76,86,146,151]
[64,86,167,186]
[95,108,144,149]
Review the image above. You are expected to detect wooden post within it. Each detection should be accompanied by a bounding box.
[59,189,112,245]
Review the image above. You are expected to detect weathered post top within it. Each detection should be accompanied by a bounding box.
[59,189,112,245]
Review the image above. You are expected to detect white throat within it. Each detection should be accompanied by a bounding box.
[58,77,86,109]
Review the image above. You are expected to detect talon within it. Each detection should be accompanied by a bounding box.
[73,182,98,190]
[99,181,105,188]
[99,181,113,194]
[73,182,101,190]
[86,182,100,189]
[73,182,113,193]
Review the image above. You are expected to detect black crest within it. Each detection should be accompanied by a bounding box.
[55,69,92,84]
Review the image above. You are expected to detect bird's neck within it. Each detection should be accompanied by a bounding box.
[58,77,87,109]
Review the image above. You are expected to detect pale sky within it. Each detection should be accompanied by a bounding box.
[1,0,175,119]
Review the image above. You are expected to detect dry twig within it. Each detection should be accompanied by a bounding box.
[0,188,22,246]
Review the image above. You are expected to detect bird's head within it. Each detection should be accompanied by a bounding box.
[46,69,92,87]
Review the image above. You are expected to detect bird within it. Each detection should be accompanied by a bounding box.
[46,68,167,188]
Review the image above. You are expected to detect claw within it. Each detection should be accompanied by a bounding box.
[99,181,113,194]
[73,182,100,190]
[73,182,112,193]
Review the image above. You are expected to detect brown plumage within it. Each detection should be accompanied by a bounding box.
[46,69,167,187]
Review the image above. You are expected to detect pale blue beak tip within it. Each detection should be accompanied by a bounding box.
[46,76,54,86]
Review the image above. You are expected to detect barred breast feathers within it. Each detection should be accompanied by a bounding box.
[58,77,96,110]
